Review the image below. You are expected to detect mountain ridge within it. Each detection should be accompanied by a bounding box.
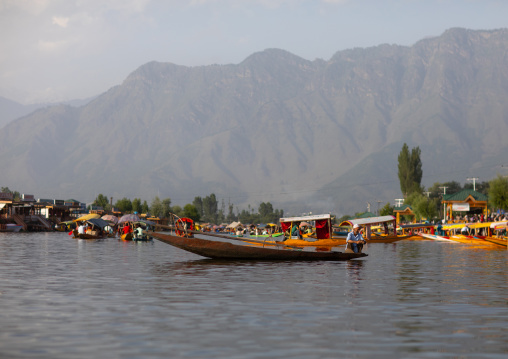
[1,28,507,215]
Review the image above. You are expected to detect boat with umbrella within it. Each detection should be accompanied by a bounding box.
[118,214,140,240]
[73,218,110,239]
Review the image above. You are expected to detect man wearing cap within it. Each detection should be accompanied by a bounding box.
[347,224,366,253]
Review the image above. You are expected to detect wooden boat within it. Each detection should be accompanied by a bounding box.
[418,233,457,242]
[419,232,502,247]
[339,216,410,243]
[151,232,367,261]
[398,223,437,240]
[55,220,76,232]
[121,232,133,241]
[441,222,507,247]
[0,223,23,232]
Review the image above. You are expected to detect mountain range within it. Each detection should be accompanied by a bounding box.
[1,27,507,216]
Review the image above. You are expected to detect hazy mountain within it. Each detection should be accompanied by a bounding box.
[0,96,95,129]
[0,28,507,216]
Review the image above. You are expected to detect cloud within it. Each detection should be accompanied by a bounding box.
[52,16,69,28]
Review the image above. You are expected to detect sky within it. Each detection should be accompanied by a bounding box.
[1,0,507,104]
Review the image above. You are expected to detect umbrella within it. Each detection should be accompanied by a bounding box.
[118,213,140,224]
[101,214,118,224]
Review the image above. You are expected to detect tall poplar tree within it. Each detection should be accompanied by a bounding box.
[398,143,423,198]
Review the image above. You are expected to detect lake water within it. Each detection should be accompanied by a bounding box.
[0,232,506,359]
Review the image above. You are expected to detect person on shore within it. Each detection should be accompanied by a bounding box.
[346,224,366,253]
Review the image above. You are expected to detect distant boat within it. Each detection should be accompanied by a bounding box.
[0,224,23,232]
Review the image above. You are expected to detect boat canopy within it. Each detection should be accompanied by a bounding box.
[339,215,396,227]
[280,214,331,240]
[492,221,507,230]
[74,213,101,222]
[340,215,397,239]
[280,214,331,223]
[86,218,110,229]
[227,221,241,228]
[442,223,469,230]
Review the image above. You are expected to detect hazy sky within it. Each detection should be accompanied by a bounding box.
[1,0,507,104]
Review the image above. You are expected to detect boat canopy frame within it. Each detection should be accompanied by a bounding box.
[279,214,332,240]
[339,215,397,239]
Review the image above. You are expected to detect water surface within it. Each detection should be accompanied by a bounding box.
[0,232,506,358]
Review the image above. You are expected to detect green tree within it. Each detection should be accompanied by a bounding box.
[398,143,423,198]
[151,196,163,218]
[405,193,438,222]
[488,175,508,210]
[258,202,274,222]
[379,203,394,216]
[132,198,142,213]
[202,194,218,223]
[161,198,172,218]
[193,197,204,219]
[183,204,201,222]
[141,200,149,214]
[226,202,236,222]
[93,194,110,209]
[1,187,20,200]
[115,197,133,213]
[171,205,184,218]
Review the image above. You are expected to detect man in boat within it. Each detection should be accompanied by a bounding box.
[346,224,366,253]
[134,224,144,239]
[77,222,85,235]
[123,222,132,235]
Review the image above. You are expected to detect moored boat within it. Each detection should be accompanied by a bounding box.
[0,223,23,232]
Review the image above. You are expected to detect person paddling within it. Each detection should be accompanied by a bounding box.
[346,224,366,253]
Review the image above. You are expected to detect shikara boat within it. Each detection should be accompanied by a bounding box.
[151,232,367,261]
[279,214,344,247]
[73,218,110,239]
[339,216,411,243]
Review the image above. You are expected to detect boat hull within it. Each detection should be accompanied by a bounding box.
[121,233,133,241]
[283,234,409,247]
[152,232,367,261]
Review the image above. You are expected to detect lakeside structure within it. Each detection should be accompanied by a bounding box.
[0,192,86,231]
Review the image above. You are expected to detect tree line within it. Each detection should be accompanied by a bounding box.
[93,193,283,224]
